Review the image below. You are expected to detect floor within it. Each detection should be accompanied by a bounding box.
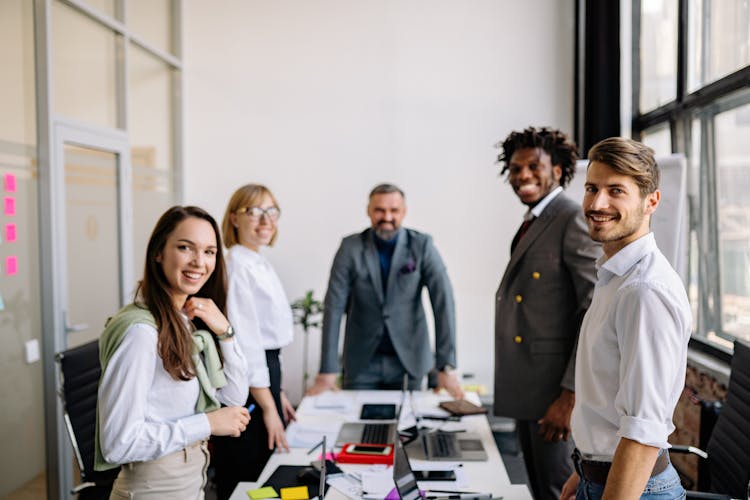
[490,416,530,486]
[4,472,46,500]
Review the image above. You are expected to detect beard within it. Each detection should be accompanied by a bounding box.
[586,208,646,244]
[374,222,399,241]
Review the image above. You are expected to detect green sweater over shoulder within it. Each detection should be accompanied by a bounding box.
[94,303,226,470]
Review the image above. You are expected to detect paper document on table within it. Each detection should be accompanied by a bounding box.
[284,421,340,448]
[360,469,395,497]
[325,473,362,500]
[354,391,402,404]
[502,483,534,499]
[309,392,354,412]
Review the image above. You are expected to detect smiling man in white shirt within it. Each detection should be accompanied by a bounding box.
[561,137,691,500]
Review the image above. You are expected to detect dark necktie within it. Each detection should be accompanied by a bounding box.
[511,218,534,253]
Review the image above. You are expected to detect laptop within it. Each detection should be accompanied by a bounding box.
[393,440,426,500]
[316,436,327,498]
[334,378,408,447]
[409,391,488,462]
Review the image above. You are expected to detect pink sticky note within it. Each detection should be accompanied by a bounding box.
[4,197,15,216]
[4,174,16,192]
[5,223,16,242]
[6,256,17,276]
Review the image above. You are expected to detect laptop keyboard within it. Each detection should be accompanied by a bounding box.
[361,423,391,444]
[424,432,458,458]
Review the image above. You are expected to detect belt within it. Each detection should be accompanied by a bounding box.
[572,448,670,485]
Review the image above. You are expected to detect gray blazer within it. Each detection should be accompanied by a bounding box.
[494,193,601,420]
[320,227,456,380]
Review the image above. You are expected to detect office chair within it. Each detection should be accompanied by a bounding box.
[671,339,750,500]
[56,340,120,499]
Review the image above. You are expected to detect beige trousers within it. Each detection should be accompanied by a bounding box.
[109,440,209,499]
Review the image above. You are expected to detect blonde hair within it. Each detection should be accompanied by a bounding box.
[222,184,280,248]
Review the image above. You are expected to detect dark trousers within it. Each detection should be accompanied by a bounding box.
[342,352,422,390]
[212,349,283,500]
[516,419,575,500]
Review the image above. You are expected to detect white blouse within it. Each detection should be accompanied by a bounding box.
[226,245,294,388]
[98,322,248,465]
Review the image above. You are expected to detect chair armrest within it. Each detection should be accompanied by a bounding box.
[685,492,732,500]
[71,482,96,494]
[670,445,708,459]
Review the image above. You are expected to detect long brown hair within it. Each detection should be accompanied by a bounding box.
[137,206,228,380]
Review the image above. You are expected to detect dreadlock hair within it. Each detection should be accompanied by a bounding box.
[496,127,580,188]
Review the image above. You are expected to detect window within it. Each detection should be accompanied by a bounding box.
[633,0,750,353]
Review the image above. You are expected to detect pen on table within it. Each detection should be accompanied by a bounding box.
[247,403,256,413]
[425,492,495,500]
[425,496,496,500]
[307,440,323,455]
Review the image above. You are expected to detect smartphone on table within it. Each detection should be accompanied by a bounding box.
[344,443,393,456]
[413,469,457,481]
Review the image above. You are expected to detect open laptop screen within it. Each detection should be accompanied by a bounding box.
[393,440,424,500]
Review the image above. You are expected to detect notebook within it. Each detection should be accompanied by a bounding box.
[335,378,408,447]
[438,399,488,416]
[262,436,332,499]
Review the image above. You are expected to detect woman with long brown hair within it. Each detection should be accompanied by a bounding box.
[96,206,250,499]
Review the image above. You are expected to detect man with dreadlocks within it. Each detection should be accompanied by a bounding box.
[493,127,601,500]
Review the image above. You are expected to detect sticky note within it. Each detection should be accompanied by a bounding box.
[6,256,17,276]
[4,173,16,192]
[5,224,16,242]
[316,452,337,462]
[4,197,15,216]
[247,486,279,499]
[0,294,5,311]
[279,486,309,500]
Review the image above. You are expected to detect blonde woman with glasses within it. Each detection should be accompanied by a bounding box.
[212,184,297,500]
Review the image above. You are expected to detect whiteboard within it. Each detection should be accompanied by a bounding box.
[565,154,688,284]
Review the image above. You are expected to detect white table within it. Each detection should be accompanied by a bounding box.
[228,390,531,499]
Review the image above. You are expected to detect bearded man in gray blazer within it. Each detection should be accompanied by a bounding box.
[307,183,463,399]
[494,128,601,500]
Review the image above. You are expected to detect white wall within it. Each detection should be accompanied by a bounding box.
[183,0,575,404]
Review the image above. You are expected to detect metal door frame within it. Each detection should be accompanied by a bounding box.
[41,117,132,498]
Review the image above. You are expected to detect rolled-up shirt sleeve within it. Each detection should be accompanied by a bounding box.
[98,324,210,465]
[216,336,249,406]
[613,284,687,449]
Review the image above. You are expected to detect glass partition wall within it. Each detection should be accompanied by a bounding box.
[0,1,183,498]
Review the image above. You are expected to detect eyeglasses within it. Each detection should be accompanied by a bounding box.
[236,206,281,221]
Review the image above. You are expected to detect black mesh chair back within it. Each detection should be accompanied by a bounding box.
[56,340,120,499]
[704,339,750,498]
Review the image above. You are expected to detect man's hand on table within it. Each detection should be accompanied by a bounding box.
[436,370,465,399]
[306,373,339,396]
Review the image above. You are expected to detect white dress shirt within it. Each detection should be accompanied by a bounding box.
[571,233,691,459]
[226,244,294,388]
[98,322,248,465]
[528,185,563,219]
